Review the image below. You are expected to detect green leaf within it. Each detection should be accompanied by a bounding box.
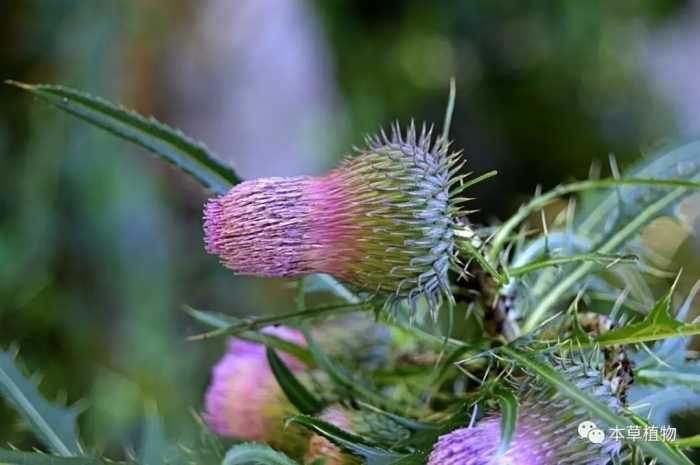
[494,387,518,456]
[0,449,125,465]
[137,402,170,465]
[186,302,371,340]
[183,306,314,365]
[303,329,355,391]
[6,81,241,194]
[266,348,323,415]
[456,238,507,285]
[287,415,410,465]
[637,370,700,393]
[304,275,362,305]
[518,143,700,332]
[597,321,700,347]
[500,346,694,465]
[489,176,700,263]
[522,186,693,333]
[577,143,700,241]
[295,279,306,313]
[507,252,637,277]
[221,443,299,465]
[183,410,227,465]
[673,434,700,449]
[0,350,83,456]
[393,400,474,456]
[593,283,700,347]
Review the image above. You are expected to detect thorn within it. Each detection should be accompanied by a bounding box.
[5,79,33,90]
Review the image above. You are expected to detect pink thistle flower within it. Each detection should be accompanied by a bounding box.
[203,327,306,445]
[204,123,468,314]
[428,416,544,465]
[428,357,623,465]
[428,410,620,465]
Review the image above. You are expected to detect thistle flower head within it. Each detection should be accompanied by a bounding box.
[204,123,468,314]
[428,354,624,465]
[203,327,306,445]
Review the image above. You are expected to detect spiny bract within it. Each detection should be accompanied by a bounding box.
[204,123,471,314]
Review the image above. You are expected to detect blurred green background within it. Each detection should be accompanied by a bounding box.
[2,0,700,457]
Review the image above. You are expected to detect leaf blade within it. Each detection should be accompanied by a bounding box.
[287,415,410,465]
[301,328,423,416]
[673,434,700,449]
[137,402,171,465]
[489,176,700,263]
[522,186,690,332]
[6,81,241,194]
[222,443,299,465]
[590,280,700,347]
[0,350,83,456]
[266,348,323,415]
[0,449,125,465]
[494,388,518,456]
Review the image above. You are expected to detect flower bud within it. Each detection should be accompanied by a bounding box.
[203,327,306,451]
[204,124,467,314]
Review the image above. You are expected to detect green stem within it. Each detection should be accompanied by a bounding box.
[188,302,371,340]
[457,239,508,285]
[673,434,700,449]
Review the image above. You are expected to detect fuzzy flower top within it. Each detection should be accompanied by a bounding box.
[203,327,306,444]
[428,416,544,465]
[204,124,468,314]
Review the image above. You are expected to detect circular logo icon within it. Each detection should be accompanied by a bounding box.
[578,421,597,439]
[588,428,605,444]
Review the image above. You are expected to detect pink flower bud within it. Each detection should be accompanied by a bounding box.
[204,124,467,314]
[203,327,306,446]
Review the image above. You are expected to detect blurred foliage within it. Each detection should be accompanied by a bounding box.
[315,0,687,219]
[1,0,699,460]
[0,0,214,454]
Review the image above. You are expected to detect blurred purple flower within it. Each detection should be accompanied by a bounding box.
[428,415,545,465]
[429,409,620,465]
[428,357,625,465]
[203,326,305,442]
